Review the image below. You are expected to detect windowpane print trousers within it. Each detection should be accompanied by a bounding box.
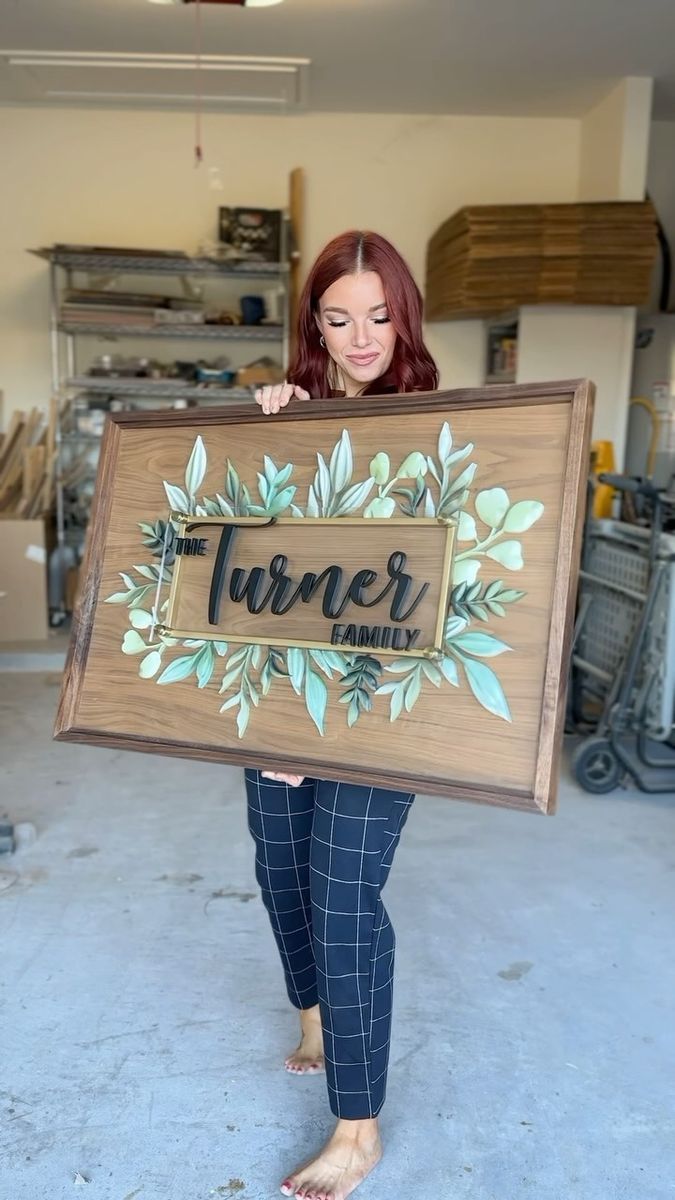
[244,769,415,1119]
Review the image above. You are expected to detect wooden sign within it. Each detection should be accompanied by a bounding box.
[55,381,594,814]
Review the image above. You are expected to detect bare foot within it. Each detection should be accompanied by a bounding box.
[285,1004,325,1075]
[280,1118,382,1200]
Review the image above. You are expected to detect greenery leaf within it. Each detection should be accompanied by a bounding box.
[139,650,162,679]
[266,485,296,515]
[445,615,468,640]
[215,493,234,517]
[287,646,305,694]
[486,540,524,570]
[438,421,452,463]
[369,451,390,485]
[219,692,241,712]
[129,608,154,630]
[461,657,512,722]
[213,641,229,656]
[397,451,427,479]
[316,453,332,511]
[122,630,146,655]
[475,487,510,527]
[457,512,477,542]
[452,559,481,586]
[404,669,422,711]
[424,488,436,517]
[304,667,327,736]
[157,654,199,684]
[439,656,459,686]
[503,500,545,533]
[334,477,375,516]
[185,435,207,498]
[306,485,320,518]
[364,495,396,518]
[237,696,251,738]
[330,430,353,492]
[195,644,215,689]
[453,631,512,657]
[163,482,189,512]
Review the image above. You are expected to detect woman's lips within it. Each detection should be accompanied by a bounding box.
[346,353,379,365]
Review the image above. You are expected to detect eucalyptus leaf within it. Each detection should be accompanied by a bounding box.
[461,657,512,722]
[157,654,199,684]
[304,668,327,735]
[397,451,427,479]
[364,495,396,519]
[475,487,510,528]
[163,482,189,513]
[457,512,477,542]
[139,650,162,679]
[369,451,390,485]
[129,608,154,630]
[453,631,512,657]
[486,540,524,570]
[503,500,544,533]
[122,630,147,655]
[452,559,481,586]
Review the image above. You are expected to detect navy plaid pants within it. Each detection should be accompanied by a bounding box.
[244,769,415,1119]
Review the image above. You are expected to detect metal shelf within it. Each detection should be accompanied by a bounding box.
[66,376,255,402]
[33,247,289,278]
[59,321,283,341]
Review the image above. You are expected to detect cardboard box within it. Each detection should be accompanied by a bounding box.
[0,518,49,641]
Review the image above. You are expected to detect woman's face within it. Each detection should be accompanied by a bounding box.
[316,271,397,396]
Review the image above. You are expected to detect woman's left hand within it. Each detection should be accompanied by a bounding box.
[261,771,306,787]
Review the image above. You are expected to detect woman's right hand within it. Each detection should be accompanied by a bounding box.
[255,382,310,414]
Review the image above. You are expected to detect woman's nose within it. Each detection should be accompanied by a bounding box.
[351,322,372,348]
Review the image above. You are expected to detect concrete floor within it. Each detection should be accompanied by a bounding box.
[1,672,674,1200]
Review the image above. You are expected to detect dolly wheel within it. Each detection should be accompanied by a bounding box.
[572,738,622,794]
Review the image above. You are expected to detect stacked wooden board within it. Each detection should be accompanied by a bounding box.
[0,400,57,518]
[425,201,659,320]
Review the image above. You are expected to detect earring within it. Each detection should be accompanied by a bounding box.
[320,335,326,348]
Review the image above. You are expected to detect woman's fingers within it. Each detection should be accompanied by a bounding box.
[254,383,310,413]
[261,771,306,787]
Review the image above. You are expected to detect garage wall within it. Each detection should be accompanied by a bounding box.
[0,105,581,421]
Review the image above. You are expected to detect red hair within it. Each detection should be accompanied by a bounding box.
[288,231,438,396]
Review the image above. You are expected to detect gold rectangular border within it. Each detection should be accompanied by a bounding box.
[161,513,456,659]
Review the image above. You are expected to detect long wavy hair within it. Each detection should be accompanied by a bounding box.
[288,231,439,396]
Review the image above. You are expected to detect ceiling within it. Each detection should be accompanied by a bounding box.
[1,0,675,118]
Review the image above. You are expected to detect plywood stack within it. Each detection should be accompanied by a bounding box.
[0,399,57,519]
[425,200,659,320]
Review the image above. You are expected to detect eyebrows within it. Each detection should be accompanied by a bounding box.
[322,302,388,315]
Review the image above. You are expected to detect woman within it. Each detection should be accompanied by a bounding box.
[247,230,438,1200]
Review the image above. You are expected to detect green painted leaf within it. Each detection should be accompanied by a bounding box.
[496,588,526,603]
[347,699,361,728]
[404,669,422,711]
[334,477,375,516]
[237,696,251,738]
[256,472,269,503]
[384,659,416,673]
[219,692,241,712]
[306,485,320,518]
[461,657,512,722]
[475,487,510,527]
[133,564,158,580]
[215,493,234,517]
[139,650,162,679]
[457,512,477,542]
[390,682,405,721]
[183,639,205,647]
[266,486,296,515]
[447,462,477,496]
[275,462,294,488]
[438,421,452,463]
[445,615,468,639]
[287,646,305,694]
[446,443,474,467]
[228,646,250,667]
[439,656,459,686]
[290,504,304,518]
[330,430,353,492]
[421,660,442,686]
[375,680,400,695]
[424,488,436,517]
[503,500,544,533]
[369,451,390,485]
[316,454,331,511]
[426,456,441,484]
[304,668,327,736]
[129,608,154,630]
[138,521,155,536]
[452,559,481,586]
[157,654,199,684]
[263,455,277,485]
[122,630,147,655]
[453,631,512,657]
[397,451,427,479]
[364,495,396,518]
[128,585,155,610]
[185,435,207,498]
[486,540,524,570]
[195,644,215,689]
[164,482,189,512]
[106,591,134,605]
[484,579,504,599]
[213,641,229,656]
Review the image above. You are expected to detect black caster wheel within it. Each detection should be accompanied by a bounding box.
[572,737,622,794]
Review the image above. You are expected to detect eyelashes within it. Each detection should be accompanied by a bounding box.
[326,317,391,328]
